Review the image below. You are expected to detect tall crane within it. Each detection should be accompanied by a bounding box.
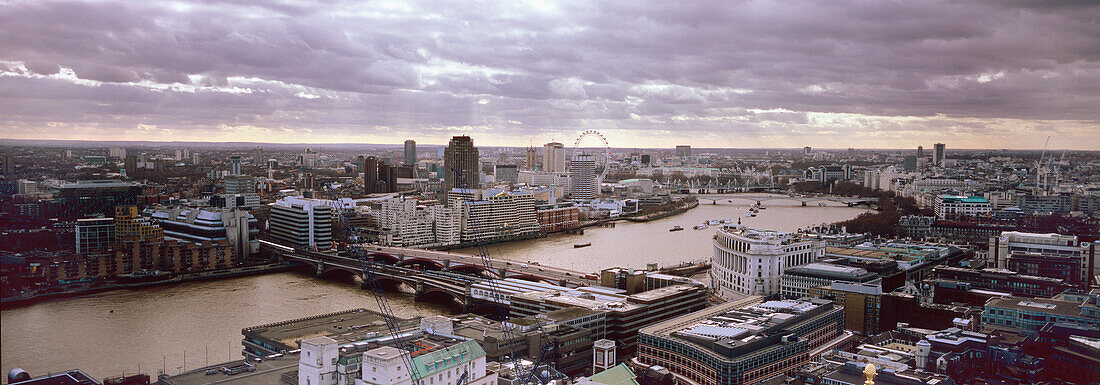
[1037,136,1051,193]
[326,185,423,385]
[450,168,558,384]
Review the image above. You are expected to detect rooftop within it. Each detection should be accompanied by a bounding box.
[986,297,1088,318]
[161,356,298,385]
[59,180,139,189]
[939,195,989,203]
[242,308,411,350]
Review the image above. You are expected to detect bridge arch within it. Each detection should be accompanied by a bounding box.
[397,258,445,271]
[417,288,465,309]
[506,273,555,284]
[366,252,401,264]
[447,264,501,278]
[318,267,360,282]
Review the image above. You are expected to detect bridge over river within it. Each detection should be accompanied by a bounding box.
[683,193,878,206]
[260,240,597,311]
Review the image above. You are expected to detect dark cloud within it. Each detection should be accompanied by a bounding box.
[0,0,1098,147]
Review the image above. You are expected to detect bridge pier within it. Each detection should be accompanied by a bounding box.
[801,201,807,206]
[315,261,325,277]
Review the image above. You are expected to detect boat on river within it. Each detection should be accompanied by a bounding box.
[669,226,684,232]
[574,242,592,248]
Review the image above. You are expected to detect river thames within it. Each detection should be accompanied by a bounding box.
[1,195,866,379]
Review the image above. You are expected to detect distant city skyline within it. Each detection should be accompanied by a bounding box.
[2,1,1099,149]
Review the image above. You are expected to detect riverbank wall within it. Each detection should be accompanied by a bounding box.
[1,263,290,309]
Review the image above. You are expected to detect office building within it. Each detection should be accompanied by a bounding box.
[780,262,880,299]
[224,175,255,195]
[536,202,580,233]
[982,295,1100,333]
[510,281,708,356]
[298,148,319,168]
[449,188,539,243]
[988,231,1096,288]
[229,155,242,175]
[144,207,259,260]
[675,145,691,157]
[803,146,812,155]
[270,197,333,250]
[108,147,126,159]
[711,225,826,299]
[495,164,519,184]
[934,143,946,167]
[1,152,14,176]
[210,193,261,210]
[917,145,924,158]
[57,180,143,219]
[543,142,566,173]
[114,206,163,243]
[637,297,844,385]
[809,282,884,336]
[75,217,115,254]
[16,179,39,195]
[903,156,917,172]
[929,266,1075,300]
[804,164,852,185]
[403,139,416,166]
[363,156,379,192]
[444,136,480,191]
[934,195,991,219]
[570,154,597,200]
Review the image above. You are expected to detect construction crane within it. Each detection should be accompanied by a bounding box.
[450,168,558,384]
[325,185,423,385]
[1037,136,1051,193]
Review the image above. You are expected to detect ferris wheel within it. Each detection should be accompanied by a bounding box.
[572,130,612,180]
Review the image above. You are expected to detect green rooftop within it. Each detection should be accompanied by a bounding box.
[589,363,639,385]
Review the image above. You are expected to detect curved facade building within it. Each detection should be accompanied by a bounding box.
[711,225,825,299]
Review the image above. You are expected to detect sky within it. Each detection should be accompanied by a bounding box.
[1,0,1098,149]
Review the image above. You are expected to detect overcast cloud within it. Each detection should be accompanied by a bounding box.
[1,0,1098,148]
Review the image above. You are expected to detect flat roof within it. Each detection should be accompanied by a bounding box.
[986,297,1085,318]
[242,308,408,349]
[162,357,298,385]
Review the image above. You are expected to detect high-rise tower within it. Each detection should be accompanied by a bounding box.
[543,142,566,173]
[403,139,416,166]
[570,154,597,200]
[444,136,479,192]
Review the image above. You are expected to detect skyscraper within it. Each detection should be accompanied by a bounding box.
[570,154,596,200]
[803,146,812,155]
[675,145,691,157]
[363,156,379,193]
[403,139,416,166]
[526,145,537,169]
[229,155,242,175]
[934,143,946,167]
[543,142,566,173]
[917,145,924,158]
[444,136,479,191]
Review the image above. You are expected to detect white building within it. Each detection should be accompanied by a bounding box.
[450,188,539,243]
[711,225,826,299]
[570,154,597,200]
[988,231,1096,285]
[270,197,334,250]
[370,196,459,248]
[934,195,991,219]
[300,318,497,385]
[299,337,340,385]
